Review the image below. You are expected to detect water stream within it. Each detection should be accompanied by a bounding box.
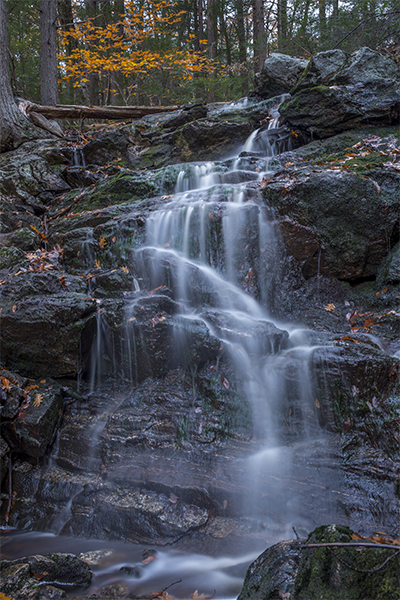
[2,97,353,597]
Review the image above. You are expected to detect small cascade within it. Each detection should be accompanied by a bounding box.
[89,300,116,393]
[70,146,86,170]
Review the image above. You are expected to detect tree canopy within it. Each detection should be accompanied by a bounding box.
[4,0,400,106]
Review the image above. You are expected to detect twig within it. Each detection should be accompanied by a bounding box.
[303,542,400,550]
[326,547,400,574]
[292,526,300,541]
[47,189,86,222]
[149,579,182,599]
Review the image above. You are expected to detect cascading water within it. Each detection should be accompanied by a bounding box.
[3,97,350,598]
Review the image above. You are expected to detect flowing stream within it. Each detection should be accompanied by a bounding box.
[2,98,349,598]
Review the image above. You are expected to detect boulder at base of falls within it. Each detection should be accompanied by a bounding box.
[280,48,400,139]
[238,524,400,600]
[253,53,309,99]
[0,553,92,600]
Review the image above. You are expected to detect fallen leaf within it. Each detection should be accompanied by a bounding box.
[40,379,46,384]
[343,417,351,434]
[315,399,320,409]
[285,161,294,167]
[191,590,213,600]
[12,305,17,312]
[120,266,129,273]
[99,236,107,248]
[33,393,44,407]
[94,259,101,269]
[169,493,178,504]
[324,303,335,312]
[351,385,359,396]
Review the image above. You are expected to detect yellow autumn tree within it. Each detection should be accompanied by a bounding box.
[59,0,215,105]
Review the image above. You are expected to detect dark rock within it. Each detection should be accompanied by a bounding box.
[83,130,130,166]
[292,49,348,93]
[0,294,97,377]
[281,48,400,138]
[161,104,207,129]
[0,271,87,301]
[377,242,400,285]
[0,246,29,272]
[2,384,64,458]
[237,538,302,600]
[254,53,309,98]
[330,46,400,86]
[0,436,10,485]
[293,524,400,599]
[0,227,40,251]
[264,167,400,281]
[0,553,91,600]
[0,152,70,203]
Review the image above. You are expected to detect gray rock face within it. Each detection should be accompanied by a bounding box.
[0,553,91,600]
[238,524,400,600]
[331,46,400,85]
[293,49,348,93]
[281,47,400,138]
[254,53,309,98]
[237,539,302,600]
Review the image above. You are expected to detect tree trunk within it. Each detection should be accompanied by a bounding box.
[207,0,218,59]
[318,0,326,45]
[0,0,42,152]
[85,0,100,104]
[40,0,59,105]
[236,0,249,95]
[57,0,77,103]
[277,0,287,52]
[253,0,266,73]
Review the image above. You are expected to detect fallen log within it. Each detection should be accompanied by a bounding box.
[24,102,180,120]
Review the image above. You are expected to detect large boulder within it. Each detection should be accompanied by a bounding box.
[281,48,400,138]
[253,53,309,99]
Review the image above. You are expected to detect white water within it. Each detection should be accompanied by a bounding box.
[2,97,342,599]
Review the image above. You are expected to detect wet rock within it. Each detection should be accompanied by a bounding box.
[0,151,70,203]
[0,195,43,234]
[377,242,400,285]
[0,369,26,420]
[254,53,309,98]
[0,271,87,301]
[237,538,302,600]
[0,294,97,377]
[64,484,210,544]
[0,246,29,272]
[83,129,131,166]
[0,436,10,485]
[0,553,91,600]
[264,167,400,281]
[292,49,348,93]
[293,524,400,599]
[161,104,207,129]
[2,384,63,458]
[330,47,400,86]
[281,48,400,139]
[0,227,40,251]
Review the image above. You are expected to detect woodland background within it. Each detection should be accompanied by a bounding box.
[5,0,400,108]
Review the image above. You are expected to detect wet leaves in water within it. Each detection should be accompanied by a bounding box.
[191,591,214,600]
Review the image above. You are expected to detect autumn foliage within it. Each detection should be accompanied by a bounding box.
[59,0,214,103]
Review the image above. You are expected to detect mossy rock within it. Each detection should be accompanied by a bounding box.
[293,524,400,599]
[0,246,29,271]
